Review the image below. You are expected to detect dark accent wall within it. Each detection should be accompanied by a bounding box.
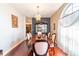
[32,18,50,35]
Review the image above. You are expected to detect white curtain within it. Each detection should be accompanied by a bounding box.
[57,10,79,56]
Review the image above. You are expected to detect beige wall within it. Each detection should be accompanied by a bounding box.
[50,3,67,44]
[50,3,67,34]
[26,17,32,24]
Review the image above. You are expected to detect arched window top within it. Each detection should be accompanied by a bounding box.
[60,3,79,27]
[61,3,79,18]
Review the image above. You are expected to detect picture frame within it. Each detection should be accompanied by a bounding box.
[12,14,18,28]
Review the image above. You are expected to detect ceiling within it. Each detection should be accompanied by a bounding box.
[11,3,63,17]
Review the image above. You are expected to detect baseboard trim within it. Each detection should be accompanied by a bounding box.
[3,39,24,56]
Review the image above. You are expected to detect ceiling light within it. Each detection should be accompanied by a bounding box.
[35,5,41,21]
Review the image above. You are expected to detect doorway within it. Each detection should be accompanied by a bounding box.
[26,24,32,35]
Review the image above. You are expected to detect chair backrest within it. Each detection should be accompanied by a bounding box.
[33,40,49,56]
[27,33,32,40]
[52,33,56,46]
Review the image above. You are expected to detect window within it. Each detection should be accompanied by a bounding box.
[36,24,47,33]
[60,3,79,27]
[61,3,79,18]
[58,3,79,55]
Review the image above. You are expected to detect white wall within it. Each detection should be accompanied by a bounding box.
[0,4,26,53]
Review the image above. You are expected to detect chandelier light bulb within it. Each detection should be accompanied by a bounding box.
[35,5,41,21]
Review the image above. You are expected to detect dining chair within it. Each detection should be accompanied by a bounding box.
[52,33,56,46]
[33,40,49,56]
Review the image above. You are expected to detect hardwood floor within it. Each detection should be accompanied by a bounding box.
[5,36,67,56]
[12,41,28,56]
[48,47,67,56]
[5,41,67,56]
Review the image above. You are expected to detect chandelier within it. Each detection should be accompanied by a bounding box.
[35,5,41,21]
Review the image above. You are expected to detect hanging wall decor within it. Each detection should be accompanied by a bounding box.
[12,14,18,28]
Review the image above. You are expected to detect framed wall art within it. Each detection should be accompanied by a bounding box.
[12,14,18,28]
